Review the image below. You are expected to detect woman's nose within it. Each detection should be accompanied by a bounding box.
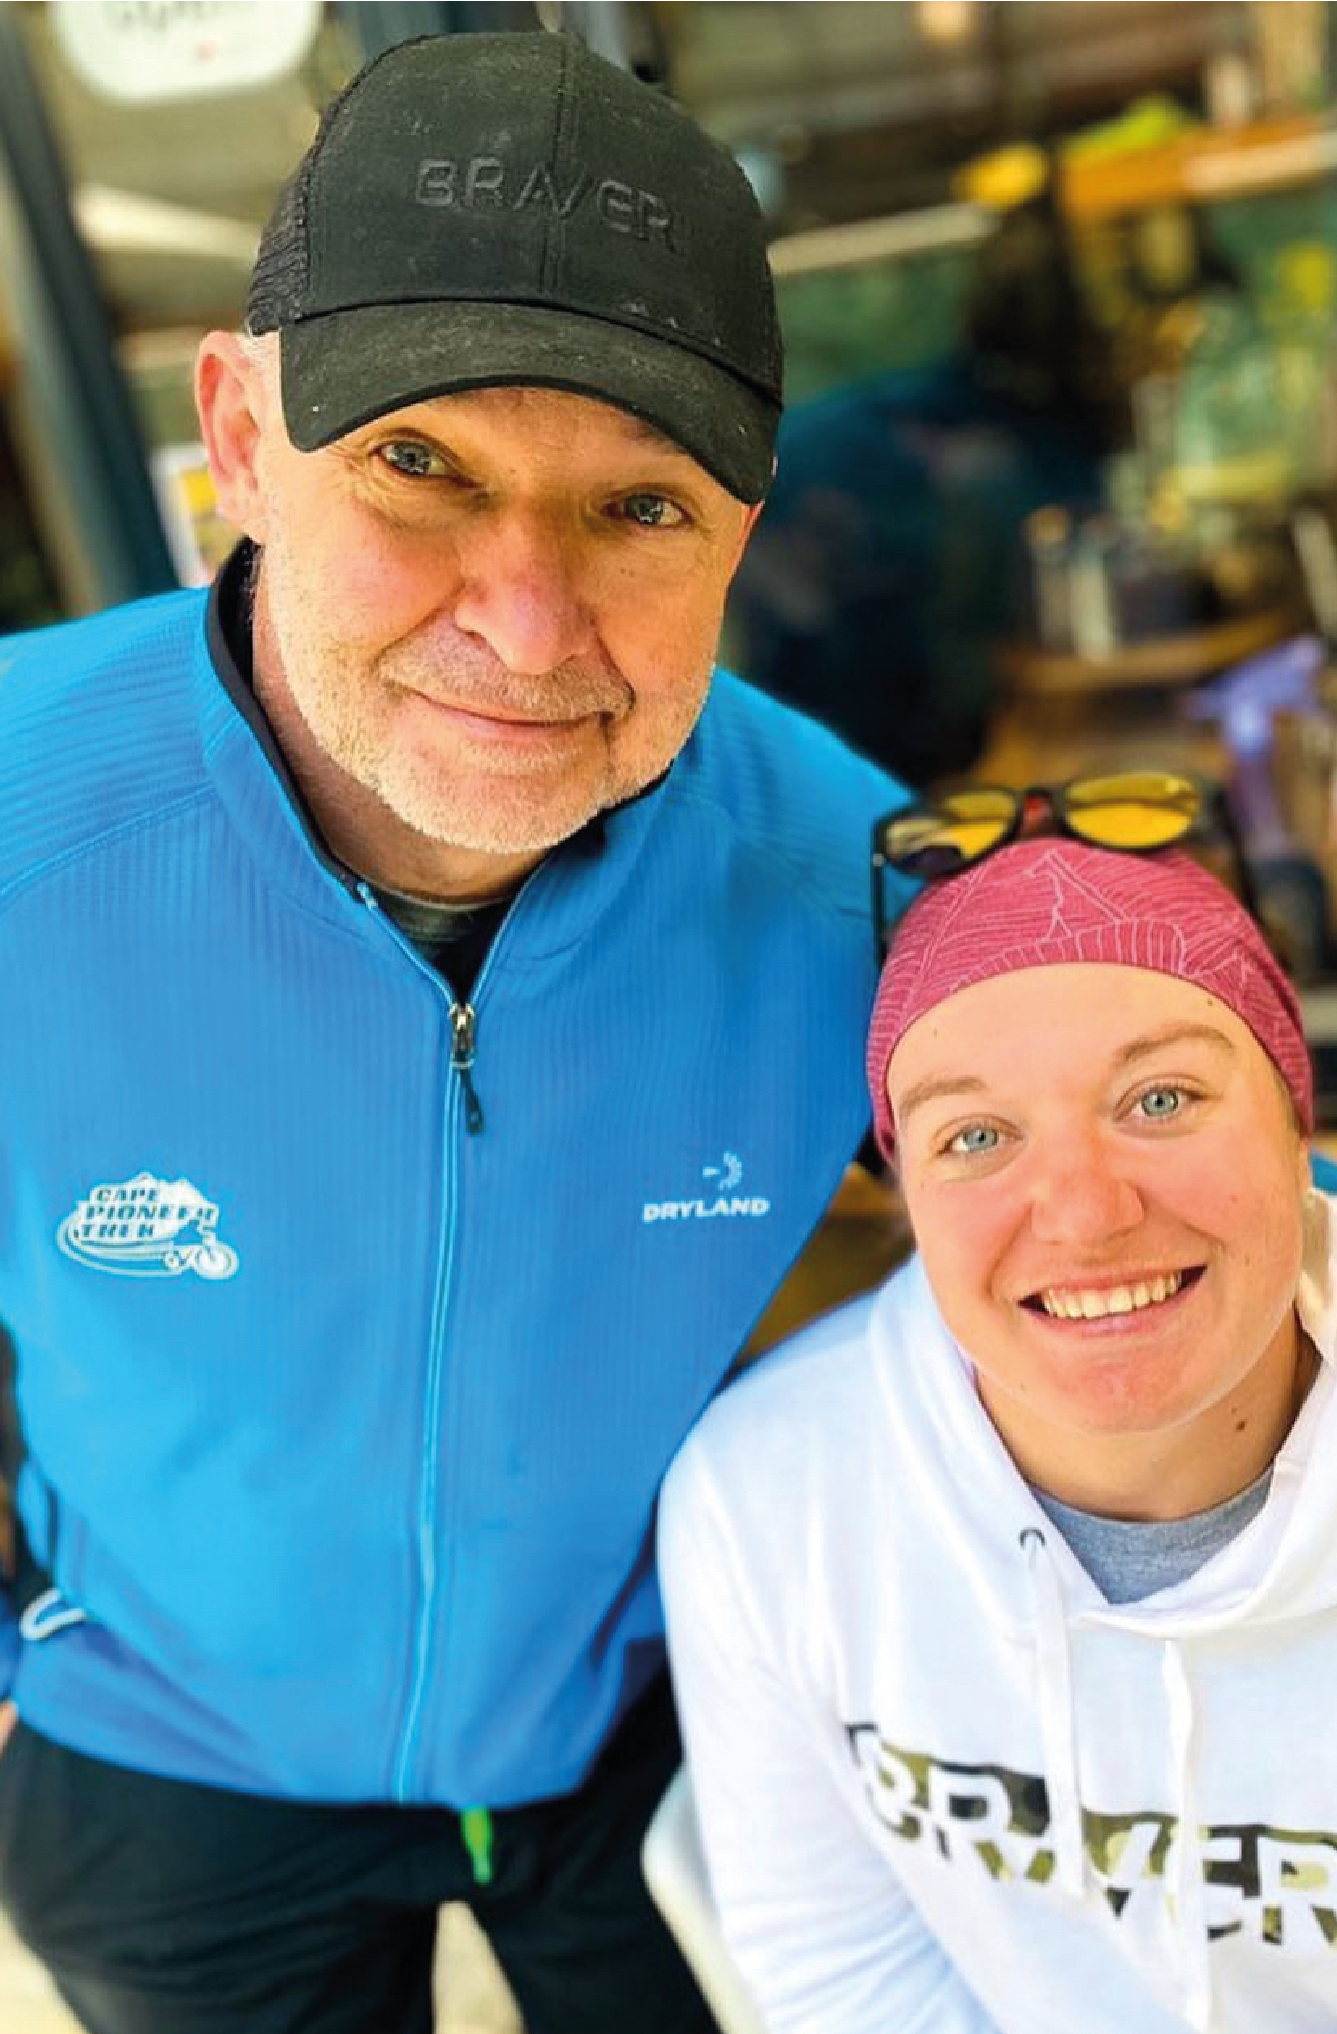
[1026,1134,1145,1246]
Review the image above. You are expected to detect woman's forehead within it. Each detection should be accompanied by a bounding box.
[887,963,1260,1094]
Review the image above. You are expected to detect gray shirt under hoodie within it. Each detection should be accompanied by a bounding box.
[1032,1470,1272,1604]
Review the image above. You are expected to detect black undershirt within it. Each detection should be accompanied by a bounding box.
[363,880,511,1002]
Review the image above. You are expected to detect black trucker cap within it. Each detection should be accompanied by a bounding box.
[247,32,783,501]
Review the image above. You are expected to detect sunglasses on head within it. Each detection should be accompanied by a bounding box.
[872,768,1254,956]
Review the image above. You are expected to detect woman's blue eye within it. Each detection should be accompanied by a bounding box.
[948,1124,999,1155]
[1138,1086,1183,1119]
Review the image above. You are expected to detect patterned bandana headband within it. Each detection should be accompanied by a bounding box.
[866,838,1314,1167]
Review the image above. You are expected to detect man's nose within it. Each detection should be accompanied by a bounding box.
[1026,1131,1145,1246]
[451,511,597,675]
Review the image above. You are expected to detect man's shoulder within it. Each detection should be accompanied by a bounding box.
[1,585,204,684]
[0,587,212,895]
[676,669,910,920]
[694,666,903,813]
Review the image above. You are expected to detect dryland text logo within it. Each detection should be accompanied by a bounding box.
[642,1151,770,1224]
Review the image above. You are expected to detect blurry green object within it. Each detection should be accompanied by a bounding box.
[1175,269,1337,507]
[776,247,971,405]
[1175,297,1298,506]
[1062,93,1200,163]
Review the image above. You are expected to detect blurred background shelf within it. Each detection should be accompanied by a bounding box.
[1061,109,1337,219]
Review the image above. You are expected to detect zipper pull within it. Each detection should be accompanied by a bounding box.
[461,1804,494,1886]
[449,1002,484,1134]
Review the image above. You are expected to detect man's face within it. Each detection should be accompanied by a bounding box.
[203,353,757,895]
[888,963,1310,1515]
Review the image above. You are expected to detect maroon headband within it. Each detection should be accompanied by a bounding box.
[867,839,1313,1166]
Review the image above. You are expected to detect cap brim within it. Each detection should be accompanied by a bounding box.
[279,300,779,502]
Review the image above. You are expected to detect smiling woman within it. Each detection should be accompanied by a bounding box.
[659,830,1337,2034]
[864,840,1317,1519]
[888,959,1308,1516]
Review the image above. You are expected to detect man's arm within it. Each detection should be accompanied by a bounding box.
[659,1447,1001,2034]
[0,1467,16,1751]
[741,1164,913,1364]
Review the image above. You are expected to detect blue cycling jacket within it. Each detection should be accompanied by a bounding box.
[0,583,909,1806]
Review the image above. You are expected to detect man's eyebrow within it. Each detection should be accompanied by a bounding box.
[622,416,695,461]
[357,402,686,458]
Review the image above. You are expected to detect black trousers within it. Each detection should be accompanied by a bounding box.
[0,1674,714,2034]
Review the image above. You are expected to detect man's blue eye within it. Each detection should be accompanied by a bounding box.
[379,442,442,478]
[1138,1087,1183,1119]
[619,494,682,528]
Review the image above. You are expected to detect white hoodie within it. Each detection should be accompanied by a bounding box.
[659,1197,1337,2033]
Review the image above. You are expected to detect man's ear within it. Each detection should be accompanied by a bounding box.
[195,332,272,544]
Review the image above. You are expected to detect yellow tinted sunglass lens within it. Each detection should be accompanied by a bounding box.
[886,789,1016,870]
[1063,772,1201,849]
[935,788,1018,860]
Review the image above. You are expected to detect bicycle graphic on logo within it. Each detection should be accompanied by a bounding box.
[57,1172,240,1280]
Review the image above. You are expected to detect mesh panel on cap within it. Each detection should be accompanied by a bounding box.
[247,167,310,332]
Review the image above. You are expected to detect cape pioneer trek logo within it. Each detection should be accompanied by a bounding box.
[58,1172,239,1280]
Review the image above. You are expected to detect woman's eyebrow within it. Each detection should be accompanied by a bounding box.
[895,1073,989,1127]
[1113,1022,1237,1069]
[895,1023,1237,1129]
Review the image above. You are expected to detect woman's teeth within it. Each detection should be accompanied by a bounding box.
[1039,1271,1185,1321]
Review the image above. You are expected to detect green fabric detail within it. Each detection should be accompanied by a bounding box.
[461,1804,494,1886]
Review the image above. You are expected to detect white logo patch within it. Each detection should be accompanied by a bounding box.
[57,1172,239,1280]
[642,1151,771,1225]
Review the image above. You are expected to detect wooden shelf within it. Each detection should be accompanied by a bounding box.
[997,608,1304,699]
[1061,111,1337,221]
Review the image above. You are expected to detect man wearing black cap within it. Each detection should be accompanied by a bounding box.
[0,31,910,2034]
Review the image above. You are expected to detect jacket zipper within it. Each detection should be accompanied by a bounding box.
[356,883,500,1801]
[449,1002,484,1134]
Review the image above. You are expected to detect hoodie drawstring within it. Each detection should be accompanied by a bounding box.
[1163,1643,1213,2032]
[1023,1529,1215,2031]
[1021,1528,1086,1896]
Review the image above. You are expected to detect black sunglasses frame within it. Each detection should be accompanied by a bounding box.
[871,772,1259,960]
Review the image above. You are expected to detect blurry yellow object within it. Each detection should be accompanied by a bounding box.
[1176,449,1297,505]
[1271,241,1336,318]
[915,0,979,45]
[955,98,1200,213]
[1063,94,1199,163]
[953,142,1048,210]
